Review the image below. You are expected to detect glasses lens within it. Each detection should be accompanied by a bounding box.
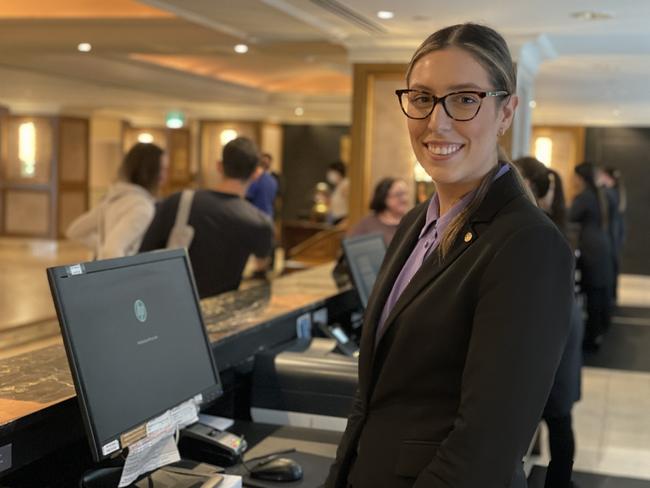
[444,92,482,121]
[402,91,433,119]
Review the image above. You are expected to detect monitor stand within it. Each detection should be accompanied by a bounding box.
[81,459,224,488]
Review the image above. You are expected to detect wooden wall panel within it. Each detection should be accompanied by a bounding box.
[4,190,50,235]
[59,118,88,183]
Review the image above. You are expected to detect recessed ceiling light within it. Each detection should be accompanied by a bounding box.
[294,107,304,117]
[77,42,92,53]
[529,100,537,109]
[570,11,613,21]
[234,44,249,54]
[377,11,394,20]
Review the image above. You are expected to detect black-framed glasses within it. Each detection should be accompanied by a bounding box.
[395,89,509,121]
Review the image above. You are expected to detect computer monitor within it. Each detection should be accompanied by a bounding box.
[48,249,222,462]
[341,233,386,309]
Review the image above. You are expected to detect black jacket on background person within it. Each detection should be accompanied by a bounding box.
[139,190,273,298]
[324,169,575,488]
[569,189,613,289]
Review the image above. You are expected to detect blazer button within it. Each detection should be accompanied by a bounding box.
[464,232,473,242]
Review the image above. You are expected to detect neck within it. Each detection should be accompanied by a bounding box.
[214,178,247,197]
[435,181,480,216]
[435,160,499,215]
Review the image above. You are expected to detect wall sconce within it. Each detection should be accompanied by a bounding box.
[19,121,36,178]
[534,137,553,167]
[220,129,238,146]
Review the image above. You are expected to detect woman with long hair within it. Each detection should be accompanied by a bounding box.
[66,143,167,259]
[325,23,574,488]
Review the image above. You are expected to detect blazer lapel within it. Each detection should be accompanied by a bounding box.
[374,225,476,348]
[372,169,526,355]
[358,202,428,387]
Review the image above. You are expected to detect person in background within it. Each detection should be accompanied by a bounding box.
[515,157,582,488]
[599,167,626,305]
[570,161,613,351]
[66,142,167,259]
[327,160,349,224]
[139,137,273,298]
[246,152,278,219]
[347,177,411,246]
[325,23,574,488]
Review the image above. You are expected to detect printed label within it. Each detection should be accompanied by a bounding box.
[68,264,84,276]
[102,439,120,456]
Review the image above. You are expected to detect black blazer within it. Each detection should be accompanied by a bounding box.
[569,188,613,288]
[325,170,574,488]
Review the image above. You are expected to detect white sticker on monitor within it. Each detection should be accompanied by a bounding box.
[193,393,203,405]
[102,439,120,456]
[68,264,84,276]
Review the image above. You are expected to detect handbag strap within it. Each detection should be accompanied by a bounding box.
[174,189,195,228]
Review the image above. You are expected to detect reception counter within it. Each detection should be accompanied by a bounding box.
[0,263,359,479]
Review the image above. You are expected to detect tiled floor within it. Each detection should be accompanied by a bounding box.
[0,238,90,330]
[618,275,650,309]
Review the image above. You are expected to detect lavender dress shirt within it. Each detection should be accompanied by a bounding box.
[375,163,511,343]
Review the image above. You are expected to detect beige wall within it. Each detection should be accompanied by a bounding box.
[89,116,123,206]
[530,126,585,202]
[260,122,283,173]
[369,76,416,205]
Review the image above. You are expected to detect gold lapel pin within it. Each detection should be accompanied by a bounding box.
[464,232,473,243]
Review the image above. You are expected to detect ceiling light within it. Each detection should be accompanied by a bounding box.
[234,44,249,54]
[529,100,537,109]
[377,11,394,20]
[137,132,154,144]
[570,11,613,21]
[77,42,92,53]
[294,107,304,116]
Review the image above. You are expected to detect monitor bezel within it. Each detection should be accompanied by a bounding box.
[47,248,222,462]
[341,232,387,309]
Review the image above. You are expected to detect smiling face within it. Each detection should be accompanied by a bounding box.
[407,46,517,194]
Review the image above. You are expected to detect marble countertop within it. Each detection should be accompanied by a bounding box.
[0,263,342,427]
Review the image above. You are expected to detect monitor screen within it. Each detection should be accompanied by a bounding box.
[48,249,222,461]
[342,233,387,309]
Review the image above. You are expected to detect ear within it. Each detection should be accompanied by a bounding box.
[498,94,519,133]
[216,159,224,175]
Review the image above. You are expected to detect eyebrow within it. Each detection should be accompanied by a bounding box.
[409,82,485,92]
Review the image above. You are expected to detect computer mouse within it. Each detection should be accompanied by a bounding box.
[249,457,304,482]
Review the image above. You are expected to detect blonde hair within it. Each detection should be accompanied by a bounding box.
[406,23,528,258]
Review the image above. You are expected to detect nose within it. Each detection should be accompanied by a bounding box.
[427,100,452,132]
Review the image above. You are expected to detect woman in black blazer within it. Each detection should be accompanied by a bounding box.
[570,162,613,350]
[325,23,574,488]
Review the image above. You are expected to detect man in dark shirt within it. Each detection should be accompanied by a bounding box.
[246,153,278,219]
[140,137,273,298]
